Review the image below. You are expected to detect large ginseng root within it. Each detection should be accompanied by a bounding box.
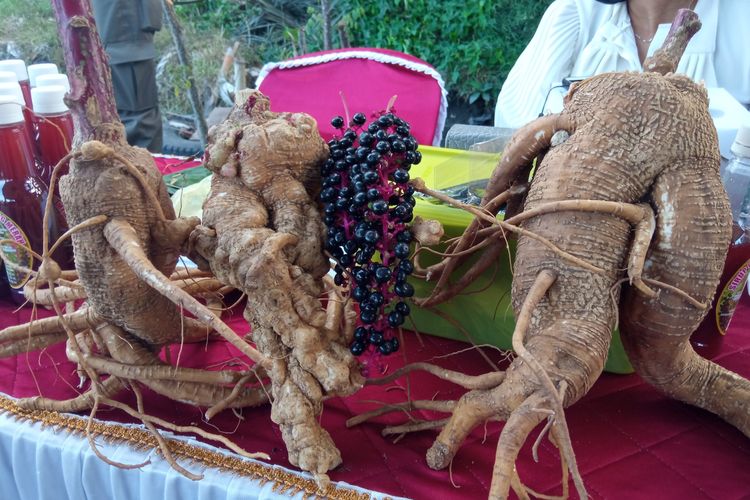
[351,9,749,498]
[0,0,274,478]
[190,90,363,484]
[619,168,750,435]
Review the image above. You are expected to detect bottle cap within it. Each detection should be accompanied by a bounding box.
[36,73,70,93]
[0,59,29,82]
[0,82,25,105]
[27,63,58,87]
[0,95,24,125]
[731,122,750,159]
[31,85,68,115]
[0,71,17,85]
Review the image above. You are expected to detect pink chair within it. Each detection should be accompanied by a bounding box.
[256,48,447,146]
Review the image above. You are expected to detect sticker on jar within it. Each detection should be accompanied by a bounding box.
[715,258,750,335]
[0,210,33,289]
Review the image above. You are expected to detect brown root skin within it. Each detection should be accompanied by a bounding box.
[37,2,272,480]
[643,9,701,75]
[259,320,343,474]
[192,90,363,476]
[362,13,732,498]
[0,307,100,343]
[103,217,267,366]
[94,323,268,409]
[18,376,127,413]
[2,135,266,477]
[59,135,194,346]
[0,333,68,357]
[23,281,87,306]
[411,216,445,247]
[203,89,329,278]
[620,165,748,435]
[418,113,574,302]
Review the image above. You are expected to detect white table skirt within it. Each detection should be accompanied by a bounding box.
[0,400,401,500]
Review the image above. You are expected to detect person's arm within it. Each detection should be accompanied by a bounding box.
[138,0,163,33]
[494,0,581,129]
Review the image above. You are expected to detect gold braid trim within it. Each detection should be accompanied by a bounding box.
[0,394,380,500]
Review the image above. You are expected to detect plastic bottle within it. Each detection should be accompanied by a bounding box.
[0,71,17,85]
[691,123,750,358]
[0,82,24,105]
[0,81,36,146]
[0,261,10,299]
[0,95,42,303]
[36,73,71,93]
[27,63,58,88]
[0,60,32,109]
[30,86,74,273]
[31,85,74,183]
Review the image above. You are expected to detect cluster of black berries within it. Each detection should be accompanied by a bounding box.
[321,111,422,356]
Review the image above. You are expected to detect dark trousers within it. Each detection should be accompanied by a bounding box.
[110,59,163,153]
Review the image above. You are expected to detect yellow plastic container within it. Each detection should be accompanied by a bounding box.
[408,146,633,374]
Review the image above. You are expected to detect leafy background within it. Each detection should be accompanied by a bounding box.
[0,0,550,128]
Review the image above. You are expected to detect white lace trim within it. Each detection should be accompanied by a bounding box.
[256,50,448,146]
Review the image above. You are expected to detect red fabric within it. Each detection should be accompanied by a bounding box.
[1,296,749,499]
[151,155,203,175]
[4,156,747,497]
[257,48,444,145]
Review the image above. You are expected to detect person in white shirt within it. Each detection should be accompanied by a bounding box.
[494,0,750,129]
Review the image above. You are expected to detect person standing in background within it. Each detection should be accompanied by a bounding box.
[91,0,164,152]
[494,0,750,129]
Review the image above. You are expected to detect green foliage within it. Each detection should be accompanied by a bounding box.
[0,0,61,64]
[153,25,229,115]
[173,0,248,33]
[342,0,550,105]
[173,0,321,64]
[0,0,551,119]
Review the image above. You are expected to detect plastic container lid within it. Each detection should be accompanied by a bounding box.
[0,71,17,85]
[0,81,25,105]
[36,73,70,93]
[731,122,750,159]
[0,95,24,125]
[31,85,68,115]
[27,63,58,87]
[0,59,29,82]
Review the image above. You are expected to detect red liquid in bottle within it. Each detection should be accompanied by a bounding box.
[0,60,35,152]
[17,80,36,143]
[29,87,75,272]
[690,225,750,359]
[18,80,32,109]
[32,111,75,272]
[0,81,35,151]
[0,101,70,304]
[34,112,74,182]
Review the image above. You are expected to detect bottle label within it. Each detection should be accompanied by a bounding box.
[715,258,750,334]
[0,211,33,289]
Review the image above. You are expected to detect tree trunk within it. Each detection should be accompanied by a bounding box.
[320,0,332,51]
[160,0,209,147]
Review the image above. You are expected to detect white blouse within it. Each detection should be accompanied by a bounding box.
[494,0,750,129]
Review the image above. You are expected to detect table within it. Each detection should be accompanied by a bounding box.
[1,155,749,499]
[1,292,749,500]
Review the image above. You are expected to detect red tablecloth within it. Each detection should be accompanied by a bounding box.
[1,295,749,500]
[2,156,748,498]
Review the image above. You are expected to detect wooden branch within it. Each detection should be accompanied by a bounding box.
[161,0,209,146]
[320,0,332,51]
